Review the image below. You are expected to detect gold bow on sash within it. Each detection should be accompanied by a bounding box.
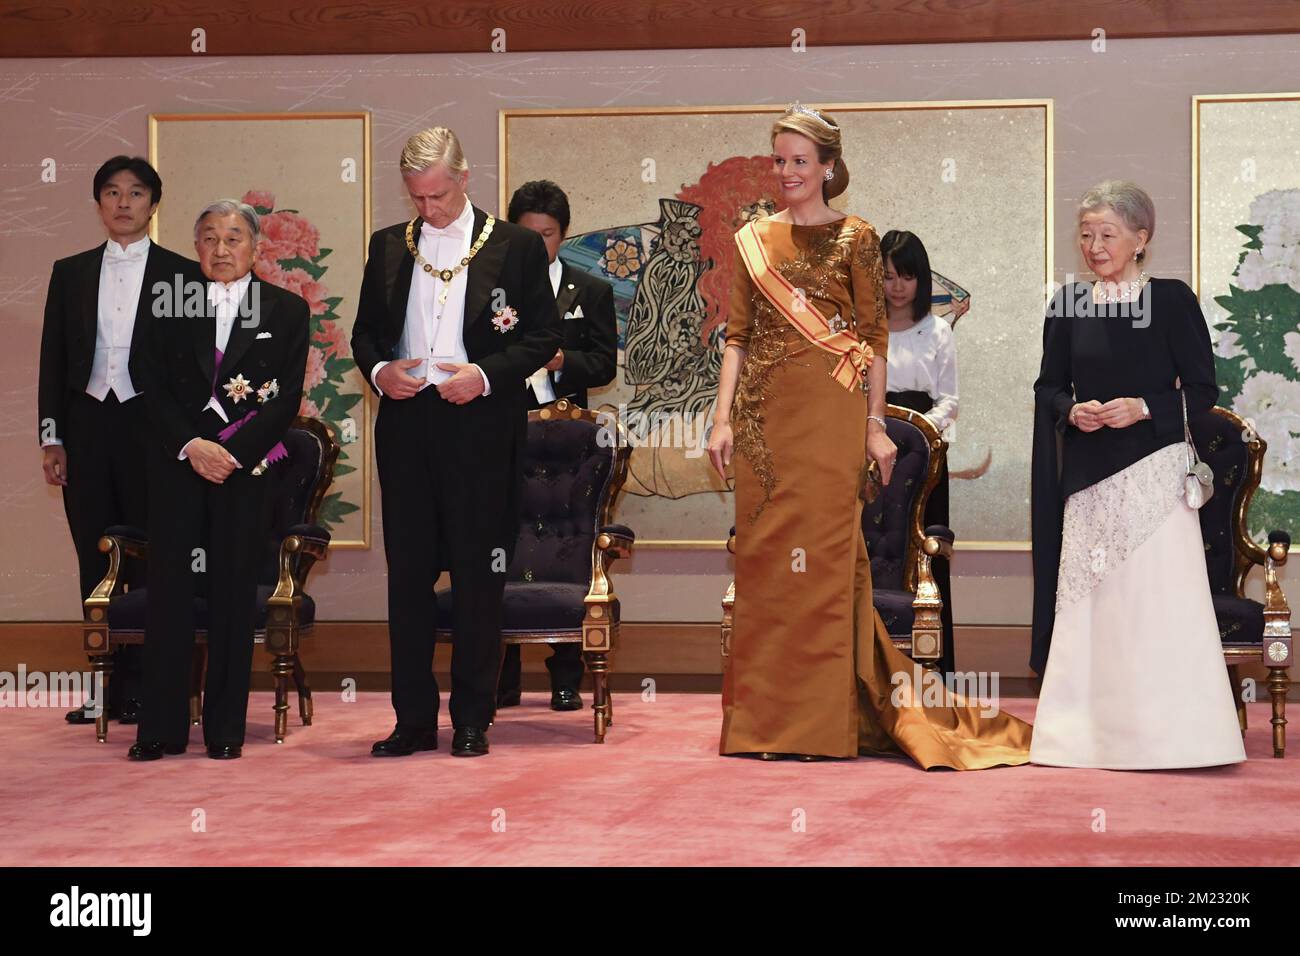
[734,220,874,392]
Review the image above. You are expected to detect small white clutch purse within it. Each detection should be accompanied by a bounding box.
[1182,390,1214,509]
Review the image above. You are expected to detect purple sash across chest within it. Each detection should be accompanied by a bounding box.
[213,346,288,466]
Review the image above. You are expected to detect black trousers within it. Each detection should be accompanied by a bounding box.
[887,390,956,675]
[62,391,148,706]
[376,387,517,731]
[137,432,272,748]
[498,643,583,695]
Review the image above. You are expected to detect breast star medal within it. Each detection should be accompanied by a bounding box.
[491,305,520,334]
[224,374,254,404]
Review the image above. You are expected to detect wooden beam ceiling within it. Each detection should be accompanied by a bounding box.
[1,0,1296,58]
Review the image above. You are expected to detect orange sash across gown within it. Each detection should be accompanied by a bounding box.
[734,220,874,392]
[721,217,1033,768]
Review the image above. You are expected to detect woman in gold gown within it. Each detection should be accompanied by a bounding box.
[707,105,1032,767]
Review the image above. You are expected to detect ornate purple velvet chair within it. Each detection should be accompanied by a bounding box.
[434,398,634,743]
[1191,405,1292,757]
[81,415,338,744]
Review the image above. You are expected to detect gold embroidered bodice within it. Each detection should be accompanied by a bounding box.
[724,216,889,519]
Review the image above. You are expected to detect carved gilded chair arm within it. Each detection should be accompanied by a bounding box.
[274,525,331,601]
[84,527,149,611]
[911,525,955,665]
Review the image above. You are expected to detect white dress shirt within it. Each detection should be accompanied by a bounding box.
[886,312,959,441]
[179,272,254,463]
[370,199,491,397]
[527,257,565,403]
[43,237,151,448]
[87,235,150,403]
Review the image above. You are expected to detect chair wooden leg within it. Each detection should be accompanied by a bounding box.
[271,654,291,744]
[1268,666,1288,758]
[91,654,111,743]
[189,644,206,726]
[1227,664,1247,735]
[588,652,610,743]
[291,655,313,726]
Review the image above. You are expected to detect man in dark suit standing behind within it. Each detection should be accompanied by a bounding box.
[498,179,617,711]
[38,156,200,725]
[352,128,559,758]
[129,199,309,761]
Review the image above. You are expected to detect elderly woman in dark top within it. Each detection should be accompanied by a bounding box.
[1029,179,1244,769]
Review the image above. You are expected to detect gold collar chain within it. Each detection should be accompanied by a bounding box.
[405,213,495,283]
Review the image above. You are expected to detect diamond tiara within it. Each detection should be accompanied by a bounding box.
[785,103,840,131]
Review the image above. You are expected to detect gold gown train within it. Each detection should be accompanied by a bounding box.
[718,215,1032,768]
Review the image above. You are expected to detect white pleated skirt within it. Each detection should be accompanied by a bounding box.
[1030,444,1246,770]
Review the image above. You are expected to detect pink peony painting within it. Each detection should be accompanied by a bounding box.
[246,190,361,530]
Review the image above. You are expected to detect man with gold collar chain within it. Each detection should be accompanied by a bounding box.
[352,127,559,758]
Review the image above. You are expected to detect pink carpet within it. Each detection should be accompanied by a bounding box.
[2,693,1297,866]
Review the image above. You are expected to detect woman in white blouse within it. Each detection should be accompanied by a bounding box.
[881,230,965,674]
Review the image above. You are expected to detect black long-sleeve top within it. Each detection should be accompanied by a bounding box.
[1029,278,1218,673]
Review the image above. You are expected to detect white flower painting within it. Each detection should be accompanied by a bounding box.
[1214,187,1300,531]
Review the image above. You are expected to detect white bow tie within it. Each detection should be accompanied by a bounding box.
[421,221,462,239]
[104,245,145,263]
[207,284,244,307]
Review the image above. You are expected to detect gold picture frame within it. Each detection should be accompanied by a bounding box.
[148,111,373,549]
[501,100,1053,549]
[1192,91,1300,553]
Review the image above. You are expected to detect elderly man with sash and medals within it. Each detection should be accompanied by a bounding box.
[351,127,559,758]
[130,199,309,761]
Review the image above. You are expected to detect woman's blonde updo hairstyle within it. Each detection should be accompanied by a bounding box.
[770,105,849,201]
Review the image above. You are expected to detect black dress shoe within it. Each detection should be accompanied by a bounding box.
[127,741,186,761]
[451,726,489,757]
[496,689,522,708]
[66,702,112,724]
[550,688,583,711]
[206,744,242,760]
[117,698,142,725]
[371,726,439,757]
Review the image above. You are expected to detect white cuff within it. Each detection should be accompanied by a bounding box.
[41,438,64,448]
[370,361,389,397]
[474,364,491,396]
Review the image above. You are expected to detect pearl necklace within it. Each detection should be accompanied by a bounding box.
[1093,270,1149,303]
